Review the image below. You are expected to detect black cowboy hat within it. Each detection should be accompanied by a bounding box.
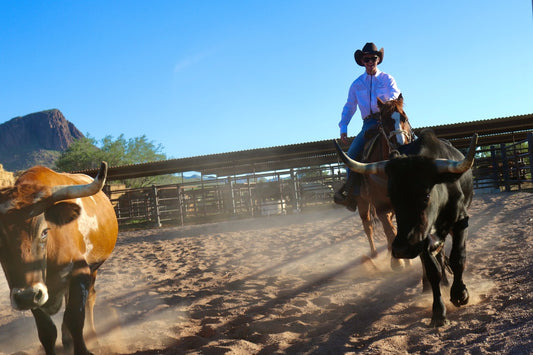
[354,42,384,66]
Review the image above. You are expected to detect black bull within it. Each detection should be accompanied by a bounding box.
[334,130,478,327]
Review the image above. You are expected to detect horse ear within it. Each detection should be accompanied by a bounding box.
[397,93,404,103]
[377,97,385,108]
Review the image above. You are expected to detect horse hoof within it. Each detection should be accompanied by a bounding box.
[370,251,378,259]
[429,318,450,328]
[390,257,404,271]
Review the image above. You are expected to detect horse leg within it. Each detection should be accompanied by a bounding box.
[376,211,403,270]
[357,200,377,258]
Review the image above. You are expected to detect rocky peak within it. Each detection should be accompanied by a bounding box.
[0,109,84,171]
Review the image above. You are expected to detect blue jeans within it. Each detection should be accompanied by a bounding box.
[346,116,380,167]
[344,117,379,194]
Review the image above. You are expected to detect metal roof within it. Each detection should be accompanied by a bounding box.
[74,113,533,180]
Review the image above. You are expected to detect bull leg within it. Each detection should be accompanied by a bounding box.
[63,272,93,355]
[85,270,99,346]
[435,248,449,286]
[449,217,470,307]
[420,249,448,327]
[62,291,73,351]
[358,200,377,258]
[31,307,57,355]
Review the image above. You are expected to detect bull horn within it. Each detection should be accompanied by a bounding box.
[333,140,387,174]
[435,134,478,174]
[28,162,108,217]
[49,161,108,202]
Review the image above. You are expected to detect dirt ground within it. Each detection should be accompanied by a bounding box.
[0,192,532,354]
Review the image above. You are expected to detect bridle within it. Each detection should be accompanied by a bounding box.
[378,109,414,150]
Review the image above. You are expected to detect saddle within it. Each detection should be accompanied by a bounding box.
[357,128,390,197]
[361,128,386,163]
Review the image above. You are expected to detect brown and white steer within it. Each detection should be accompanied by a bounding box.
[0,162,117,355]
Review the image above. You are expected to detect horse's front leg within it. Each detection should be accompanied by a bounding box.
[63,271,93,355]
[376,211,406,270]
[449,217,470,307]
[357,200,377,258]
[420,248,448,327]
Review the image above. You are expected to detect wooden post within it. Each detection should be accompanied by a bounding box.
[527,132,533,183]
[177,184,184,227]
[501,143,511,192]
[229,176,236,215]
[247,175,254,217]
[490,145,500,191]
[291,168,300,213]
[152,185,162,227]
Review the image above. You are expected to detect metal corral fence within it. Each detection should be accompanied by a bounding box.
[472,132,533,193]
[105,133,533,228]
[106,164,344,228]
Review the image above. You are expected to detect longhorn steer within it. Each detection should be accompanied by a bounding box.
[0,162,118,354]
[335,130,477,327]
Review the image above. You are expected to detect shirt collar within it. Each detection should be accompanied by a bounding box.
[365,68,381,78]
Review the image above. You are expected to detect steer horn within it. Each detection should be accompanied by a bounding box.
[333,140,386,175]
[435,133,478,174]
[48,161,108,202]
[28,162,108,217]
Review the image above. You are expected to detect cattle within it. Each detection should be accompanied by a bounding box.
[0,162,118,354]
[334,130,477,327]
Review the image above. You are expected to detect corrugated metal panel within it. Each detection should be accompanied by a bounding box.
[73,114,533,180]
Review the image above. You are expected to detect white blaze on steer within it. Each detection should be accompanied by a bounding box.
[391,111,407,146]
[75,198,99,257]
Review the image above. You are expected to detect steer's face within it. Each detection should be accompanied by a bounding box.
[386,156,439,259]
[0,213,50,310]
[0,193,82,311]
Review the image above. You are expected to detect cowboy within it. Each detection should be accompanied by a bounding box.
[334,42,402,210]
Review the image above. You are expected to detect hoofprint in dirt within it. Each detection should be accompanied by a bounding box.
[0,192,531,354]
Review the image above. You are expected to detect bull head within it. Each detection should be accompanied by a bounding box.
[0,162,108,310]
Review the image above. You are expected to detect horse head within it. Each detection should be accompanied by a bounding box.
[377,94,414,147]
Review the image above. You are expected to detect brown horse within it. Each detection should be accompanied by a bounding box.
[354,94,414,268]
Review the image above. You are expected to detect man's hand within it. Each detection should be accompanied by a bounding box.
[340,133,349,145]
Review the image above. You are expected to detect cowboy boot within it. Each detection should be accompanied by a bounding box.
[334,174,359,211]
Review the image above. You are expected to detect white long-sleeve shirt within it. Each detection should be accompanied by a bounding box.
[338,69,401,135]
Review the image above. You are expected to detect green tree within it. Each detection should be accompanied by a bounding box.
[56,134,178,188]
[55,136,103,171]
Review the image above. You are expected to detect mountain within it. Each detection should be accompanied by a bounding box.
[0,109,84,171]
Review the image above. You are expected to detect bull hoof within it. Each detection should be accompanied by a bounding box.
[451,284,470,307]
[429,317,450,328]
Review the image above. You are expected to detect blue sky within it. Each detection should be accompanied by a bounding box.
[1,1,532,160]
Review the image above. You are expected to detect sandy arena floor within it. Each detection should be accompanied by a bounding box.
[0,192,532,354]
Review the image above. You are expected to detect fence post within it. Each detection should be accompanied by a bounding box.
[501,143,511,192]
[229,176,236,215]
[528,133,533,184]
[291,168,301,213]
[490,145,500,191]
[152,185,162,227]
[177,184,184,227]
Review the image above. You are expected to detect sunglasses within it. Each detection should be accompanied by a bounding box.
[363,56,379,63]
